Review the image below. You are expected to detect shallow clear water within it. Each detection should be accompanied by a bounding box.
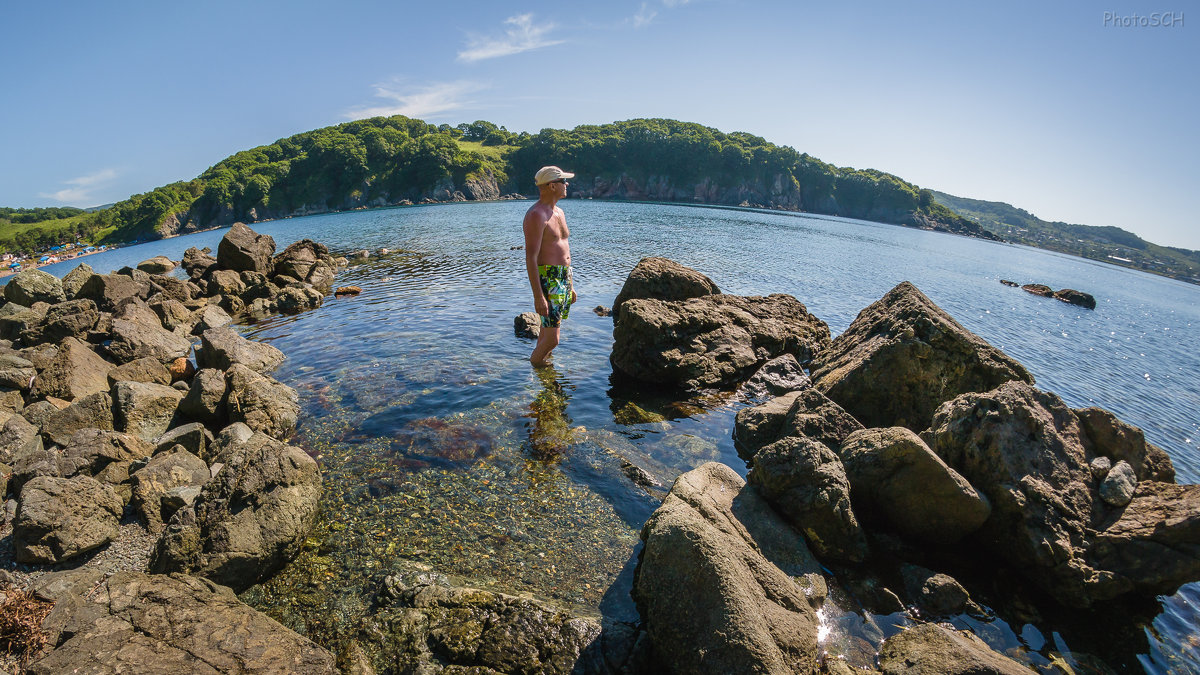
[30,200,1200,671]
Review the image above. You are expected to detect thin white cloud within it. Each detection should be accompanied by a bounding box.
[457,14,564,62]
[39,168,118,204]
[633,3,657,28]
[345,80,487,121]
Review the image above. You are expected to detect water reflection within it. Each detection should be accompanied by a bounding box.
[526,363,577,461]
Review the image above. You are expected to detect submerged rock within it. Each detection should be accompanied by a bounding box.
[811,281,1033,431]
[878,623,1032,675]
[515,311,541,338]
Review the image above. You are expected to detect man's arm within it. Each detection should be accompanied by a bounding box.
[523,209,548,317]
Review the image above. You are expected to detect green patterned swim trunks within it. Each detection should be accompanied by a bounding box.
[538,264,573,328]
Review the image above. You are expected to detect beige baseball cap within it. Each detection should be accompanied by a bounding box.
[534,165,575,185]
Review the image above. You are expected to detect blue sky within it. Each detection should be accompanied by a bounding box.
[2,1,1196,249]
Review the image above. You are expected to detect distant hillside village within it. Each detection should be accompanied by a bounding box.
[1,241,109,277]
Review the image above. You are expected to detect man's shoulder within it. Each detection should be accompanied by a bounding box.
[525,202,552,220]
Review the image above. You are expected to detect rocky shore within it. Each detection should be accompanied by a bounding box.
[2,243,1197,673]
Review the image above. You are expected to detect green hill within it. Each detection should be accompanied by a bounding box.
[931,191,1200,283]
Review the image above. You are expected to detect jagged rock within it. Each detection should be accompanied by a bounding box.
[733,387,863,461]
[182,246,218,279]
[154,422,215,459]
[151,430,321,592]
[276,284,324,313]
[877,623,1033,675]
[370,578,606,675]
[634,462,824,674]
[0,301,48,341]
[113,380,184,442]
[31,337,113,401]
[273,239,327,280]
[217,222,276,274]
[1053,288,1096,309]
[149,274,193,302]
[811,281,1034,431]
[613,293,830,391]
[900,565,972,617]
[42,392,114,447]
[198,326,284,373]
[136,256,176,274]
[1021,283,1054,297]
[226,363,299,439]
[747,435,867,563]
[57,429,153,503]
[1099,460,1137,507]
[131,446,210,531]
[611,256,720,320]
[107,310,193,365]
[191,303,233,335]
[3,268,65,305]
[1090,482,1200,598]
[739,353,810,400]
[75,272,151,312]
[239,270,276,302]
[515,311,541,338]
[20,400,58,430]
[107,356,171,387]
[13,475,122,564]
[207,268,246,297]
[148,296,193,333]
[1075,406,1175,482]
[306,261,336,290]
[179,368,228,426]
[0,385,25,412]
[0,414,42,467]
[0,364,35,391]
[26,298,99,344]
[840,427,990,544]
[26,570,335,674]
[61,262,94,299]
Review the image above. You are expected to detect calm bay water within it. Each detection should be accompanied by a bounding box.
[32,201,1200,672]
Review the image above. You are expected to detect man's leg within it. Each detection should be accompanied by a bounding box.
[530,326,560,365]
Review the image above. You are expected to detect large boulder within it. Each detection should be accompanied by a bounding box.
[75,272,151,312]
[13,475,122,564]
[207,268,247,297]
[61,262,94,299]
[4,268,66,305]
[840,427,990,543]
[151,430,322,592]
[137,255,176,274]
[225,363,299,439]
[131,446,211,531]
[107,312,193,365]
[27,298,99,344]
[182,246,218,279]
[198,326,284,373]
[30,337,113,401]
[1089,481,1200,598]
[217,222,276,273]
[273,239,328,280]
[1075,406,1175,482]
[0,414,41,465]
[747,436,867,563]
[634,462,824,674]
[179,368,228,426]
[107,356,172,387]
[612,293,830,391]
[611,256,720,320]
[275,284,325,313]
[877,623,1034,675]
[810,281,1034,431]
[41,391,114,446]
[190,304,233,335]
[57,428,154,503]
[733,386,863,461]
[0,301,48,341]
[26,570,335,674]
[113,380,185,442]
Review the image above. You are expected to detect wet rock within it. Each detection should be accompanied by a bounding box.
[4,268,66,305]
[131,445,210,531]
[1075,406,1175,482]
[13,475,122,564]
[811,281,1033,431]
[634,462,824,674]
[61,262,94,299]
[113,380,184,442]
[57,428,153,503]
[334,286,362,296]
[27,298,99,344]
[1099,460,1137,507]
[151,430,321,592]
[137,255,176,274]
[42,391,114,446]
[107,356,172,387]
[840,427,990,544]
[748,435,867,563]
[733,387,863,461]
[739,353,810,401]
[75,272,151,312]
[878,623,1032,675]
[225,363,299,439]
[515,311,541,338]
[179,368,228,426]
[26,570,335,674]
[182,246,218,279]
[1021,283,1054,298]
[1053,288,1096,309]
[613,292,830,392]
[306,261,337,291]
[593,305,611,316]
[613,401,665,425]
[217,222,276,274]
[611,256,720,320]
[999,279,1019,287]
[275,284,324,313]
[198,326,284,373]
[900,565,971,616]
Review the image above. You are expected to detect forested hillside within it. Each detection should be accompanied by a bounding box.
[1,116,994,256]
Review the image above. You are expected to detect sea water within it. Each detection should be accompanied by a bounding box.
[29,200,1200,672]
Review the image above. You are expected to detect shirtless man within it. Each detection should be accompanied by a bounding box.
[524,165,577,365]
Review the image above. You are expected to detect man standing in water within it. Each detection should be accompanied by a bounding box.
[524,165,577,365]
